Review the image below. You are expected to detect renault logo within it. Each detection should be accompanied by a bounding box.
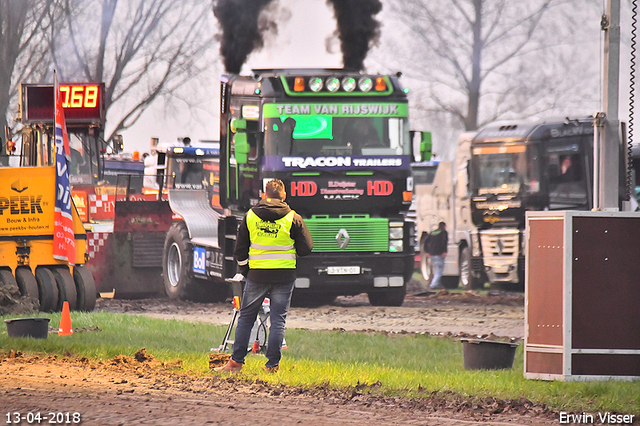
[496,238,504,256]
[336,229,350,249]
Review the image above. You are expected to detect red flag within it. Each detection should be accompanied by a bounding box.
[53,74,75,264]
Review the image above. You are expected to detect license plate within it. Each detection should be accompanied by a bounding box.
[327,266,360,275]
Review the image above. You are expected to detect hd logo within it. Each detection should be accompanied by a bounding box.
[193,247,206,275]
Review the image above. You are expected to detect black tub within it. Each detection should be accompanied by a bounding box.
[461,339,518,370]
[4,318,50,339]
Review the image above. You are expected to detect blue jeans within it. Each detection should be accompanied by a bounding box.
[232,277,294,368]
[430,255,445,289]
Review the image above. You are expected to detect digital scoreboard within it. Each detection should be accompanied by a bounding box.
[20,83,105,123]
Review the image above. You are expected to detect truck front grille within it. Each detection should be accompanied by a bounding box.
[480,230,519,258]
[305,216,389,252]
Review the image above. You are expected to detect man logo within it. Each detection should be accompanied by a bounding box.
[336,229,350,249]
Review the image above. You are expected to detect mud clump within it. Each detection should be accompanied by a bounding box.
[209,353,231,369]
[0,284,39,315]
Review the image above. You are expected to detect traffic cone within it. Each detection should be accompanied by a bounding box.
[58,301,73,336]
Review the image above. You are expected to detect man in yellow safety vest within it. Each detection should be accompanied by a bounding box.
[216,179,313,373]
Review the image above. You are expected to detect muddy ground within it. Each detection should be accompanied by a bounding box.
[0,282,561,425]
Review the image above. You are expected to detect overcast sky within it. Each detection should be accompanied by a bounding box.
[117,0,636,159]
[119,0,344,155]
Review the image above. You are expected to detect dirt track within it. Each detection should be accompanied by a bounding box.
[0,285,555,426]
[95,285,526,340]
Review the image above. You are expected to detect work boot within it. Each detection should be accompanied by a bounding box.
[214,359,243,373]
[262,365,279,374]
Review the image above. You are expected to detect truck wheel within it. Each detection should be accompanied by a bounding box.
[35,268,57,313]
[73,265,97,312]
[163,223,192,300]
[15,267,40,305]
[52,267,77,311]
[368,285,406,307]
[459,246,483,290]
[419,238,433,285]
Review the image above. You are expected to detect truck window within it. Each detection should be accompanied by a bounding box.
[546,147,589,209]
[471,145,540,195]
[264,116,410,156]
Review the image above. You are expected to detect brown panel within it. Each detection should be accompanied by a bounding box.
[572,217,640,350]
[572,354,640,376]
[526,351,563,375]
[527,218,564,346]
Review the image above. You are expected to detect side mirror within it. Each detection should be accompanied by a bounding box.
[230,119,247,133]
[234,132,249,164]
[419,131,432,161]
[112,134,124,153]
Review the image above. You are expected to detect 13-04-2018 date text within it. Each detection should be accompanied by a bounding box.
[6,412,81,424]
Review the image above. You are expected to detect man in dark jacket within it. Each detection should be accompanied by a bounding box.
[216,179,313,373]
[426,221,448,290]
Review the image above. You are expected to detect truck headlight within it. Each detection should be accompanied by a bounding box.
[389,227,403,240]
[389,240,403,252]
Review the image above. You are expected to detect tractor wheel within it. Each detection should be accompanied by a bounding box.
[35,268,58,313]
[0,269,18,290]
[15,267,40,306]
[73,265,96,311]
[163,223,193,300]
[52,267,77,311]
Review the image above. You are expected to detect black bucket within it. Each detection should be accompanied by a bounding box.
[4,318,50,339]
[461,339,518,370]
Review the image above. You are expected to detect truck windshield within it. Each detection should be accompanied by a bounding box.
[167,157,206,189]
[471,144,540,195]
[264,116,410,156]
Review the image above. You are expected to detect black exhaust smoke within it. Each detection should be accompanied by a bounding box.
[213,0,278,74]
[213,0,382,73]
[327,0,382,71]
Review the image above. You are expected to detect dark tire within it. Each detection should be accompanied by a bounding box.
[0,269,18,289]
[73,265,97,311]
[163,223,193,300]
[368,285,406,307]
[35,268,57,312]
[459,246,484,290]
[52,267,77,311]
[15,267,40,306]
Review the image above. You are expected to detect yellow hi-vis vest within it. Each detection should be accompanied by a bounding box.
[247,209,297,269]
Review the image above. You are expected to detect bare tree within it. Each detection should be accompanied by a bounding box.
[0,0,54,161]
[384,0,601,135]
[49,0,218,146]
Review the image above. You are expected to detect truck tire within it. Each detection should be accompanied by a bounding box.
[459,246,483,290]
[73,265,97,312]
[35,268,58,313]
[15,267,40,305]
[52,267,77,311]
[419,237,432,285]
[368,285,406,307]
[163,223,192,300]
